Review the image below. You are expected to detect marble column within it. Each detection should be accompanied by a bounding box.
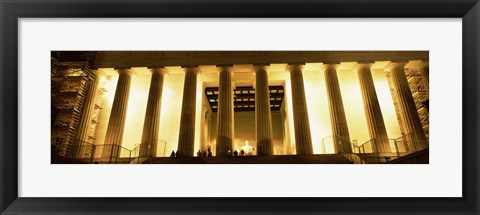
[420,61,429,82]
[72,72,99,158]
[388,61,427,150]
[139,67,166,158]
[177,66,199,157]
[357,62,390,153]
[419,60,429,91]
[287,63,313,155]
[200,102,207,153]
[323,62,352,153]
[216,65,234,157]
[255,64,274,155]
[102,68,132,159]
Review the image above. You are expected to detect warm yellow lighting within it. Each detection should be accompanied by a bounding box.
[337,69,370,146]
[121,73,150,151]
[303,69,334,154]
[93,69,118,154]
[157,73,185,156]
[240,140,255,155]
[92,63,405,158]
[284,76,296,154]
[193,80,204,156]
[371,69,402,146]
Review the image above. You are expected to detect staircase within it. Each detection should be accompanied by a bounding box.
[144,154,352,164]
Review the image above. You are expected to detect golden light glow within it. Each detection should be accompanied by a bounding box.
[303,69,334,154]
[291,63,403,154]
[157,73,185,156]
[371,69,402,146]
[193,77,204,156]
[336,68,370,147]
[122,70,150,151]
[284,74,297,154]
[94,69,118,158]
[92,62,405,157]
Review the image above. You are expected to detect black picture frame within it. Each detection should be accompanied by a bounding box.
[1,0,479,214]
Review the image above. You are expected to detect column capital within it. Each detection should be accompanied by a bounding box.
[287,63,305,72]
[356,60,375,70]
[322,61,341,70]
[181,65,200,74]
[216,65,233,71]
[386,60,409,71]
[254,64,270,74]
[114,67,133,75]
[148,67,168,75]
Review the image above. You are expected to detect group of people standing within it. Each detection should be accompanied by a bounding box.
[169,148,214,158]
[169,150,179,158]
[171,147,256,158]
[196,148,213,157]
[229,149,253,157]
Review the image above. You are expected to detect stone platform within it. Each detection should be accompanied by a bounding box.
[144,154,352,164]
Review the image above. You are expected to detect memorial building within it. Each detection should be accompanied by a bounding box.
[51,51,429,164]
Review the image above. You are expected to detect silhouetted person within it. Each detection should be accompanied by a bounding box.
[175,150,179,158]
[233,150,238,157]
[202,150,207,157]
[170,150,175,158]
[240,149,245,156]
[207,148,212,157]
[197,150,202,157]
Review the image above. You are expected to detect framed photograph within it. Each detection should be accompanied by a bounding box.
[1,0,479,214]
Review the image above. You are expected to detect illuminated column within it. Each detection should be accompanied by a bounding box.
[200,102,207,152]
[216,65,234,157]
[324,62,352,153]
[102,68,132,159]
[287,63,313,155]
[139,67,166,158]
[177,66,199,157]
[255,64,274,155]
[388,61,427,150]
[357,61,390,153]
[72,72,99,158]
[420,60,429,91]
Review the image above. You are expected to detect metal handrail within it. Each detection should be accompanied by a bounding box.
[67,139,167,164]
[322,135,367,164]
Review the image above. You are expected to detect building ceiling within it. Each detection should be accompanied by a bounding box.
[205,86,284,112]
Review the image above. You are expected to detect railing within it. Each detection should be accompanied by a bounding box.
[351,138,402,163]
[129,144,146,164]
[322,135,367,164]
[88,144,134,164]
[321,133,428,164]
[349,133,427,163]
[56,139,168,164]
[393,132,428,153]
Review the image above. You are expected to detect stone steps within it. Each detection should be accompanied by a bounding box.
[144,154,352,164]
